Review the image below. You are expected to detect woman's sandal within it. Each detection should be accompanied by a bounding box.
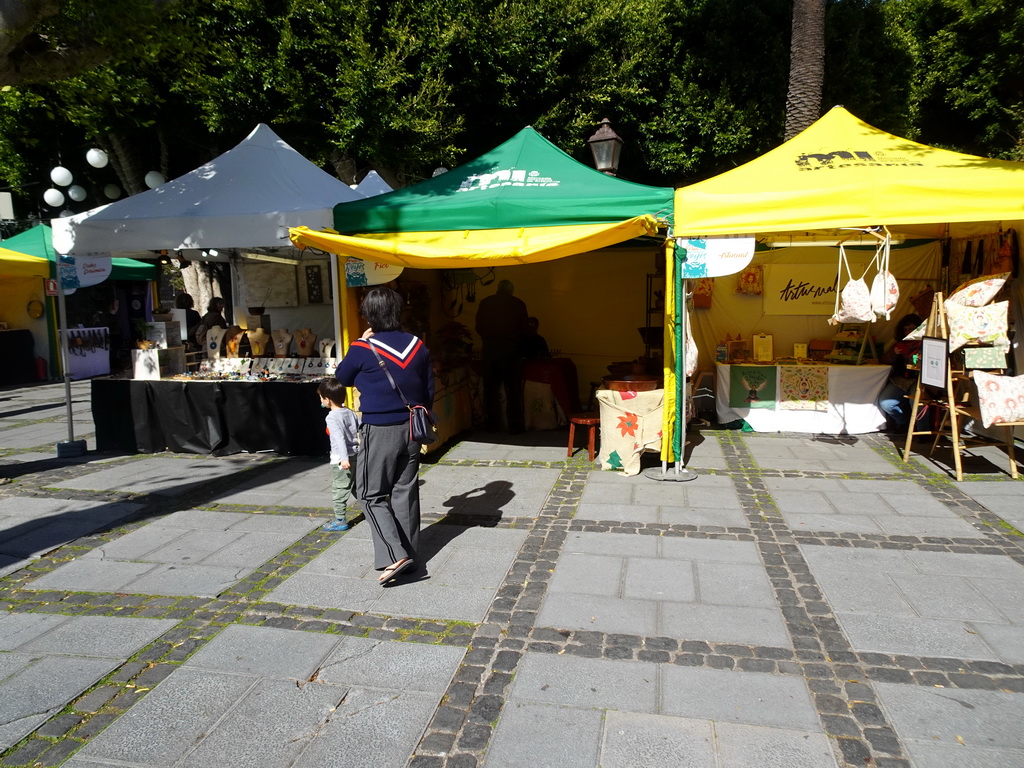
[379,558,415,585]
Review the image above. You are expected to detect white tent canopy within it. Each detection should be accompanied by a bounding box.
[52,124,364,257]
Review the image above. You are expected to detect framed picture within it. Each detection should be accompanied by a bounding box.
[920,336,948,388]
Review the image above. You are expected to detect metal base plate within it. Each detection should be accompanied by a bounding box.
[643,466,698,482]
[56,440,87,458]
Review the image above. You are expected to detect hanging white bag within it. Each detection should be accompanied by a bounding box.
[829,244,874,325]
[869,233,899,320]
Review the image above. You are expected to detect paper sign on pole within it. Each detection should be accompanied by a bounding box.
[345,257,404,287]
[676,237,755,278]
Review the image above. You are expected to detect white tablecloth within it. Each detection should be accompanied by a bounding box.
[715,364,889,434]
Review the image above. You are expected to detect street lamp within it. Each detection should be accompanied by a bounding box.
[587,118,624,175]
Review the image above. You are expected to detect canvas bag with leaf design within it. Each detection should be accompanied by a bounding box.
[829,244,874,325]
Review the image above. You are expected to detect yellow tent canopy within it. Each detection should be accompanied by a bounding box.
[0,246,50,278]
[289,217,661,269]
[674,106,1024,239]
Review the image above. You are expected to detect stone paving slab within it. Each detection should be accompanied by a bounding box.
[0,420,95,451]
[0,496,143,577]
[52,456,254,495]
[681,433,729,470]
[264,523,528,621]
[875,682,1024,767]
[909,440,1022,479]
[742,434,901,473]
[956,479,1024,531]
[418,465,561,519]
[440,431,569,463]
[0,614,176,750]
[538,532,790,646]
[30,509,320,597]
[766,476,985,537]
[579,472,746,526]
[77,626,462,768]
[802,544,1024,663]
[507,653,821,731]
[205,460,335,508]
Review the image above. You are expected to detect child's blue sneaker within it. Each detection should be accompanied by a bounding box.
[322,520,350,531]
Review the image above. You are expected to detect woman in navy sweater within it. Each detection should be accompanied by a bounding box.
[336,287,435,585]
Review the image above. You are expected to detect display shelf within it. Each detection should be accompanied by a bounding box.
[643,273,665,356]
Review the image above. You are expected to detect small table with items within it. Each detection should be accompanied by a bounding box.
[596,388,664,475]
[715,363,889,434]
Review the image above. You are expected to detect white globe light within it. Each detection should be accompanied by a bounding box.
[103,184,121,200]
[144,171,166,189]
[86,148,109,168]
[68,185,87,202]
[50,166,73,186]
[59,209,75,218]
[43,188,65,207]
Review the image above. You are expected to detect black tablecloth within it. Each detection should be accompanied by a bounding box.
[92,379,329,456]
[0,329,36,385]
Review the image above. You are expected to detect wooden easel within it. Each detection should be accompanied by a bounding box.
[901,292,1015,480]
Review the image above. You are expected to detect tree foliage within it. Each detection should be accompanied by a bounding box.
[0,0,1022,225]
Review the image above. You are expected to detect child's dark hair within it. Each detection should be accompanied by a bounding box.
[317,378,347,407]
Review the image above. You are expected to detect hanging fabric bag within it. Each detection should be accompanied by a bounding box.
[829,245,874,325]
[869,232,899,320]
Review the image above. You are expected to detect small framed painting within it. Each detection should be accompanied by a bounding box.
[920,336,948,388]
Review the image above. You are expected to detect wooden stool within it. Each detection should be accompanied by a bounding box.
[568,413,600,461]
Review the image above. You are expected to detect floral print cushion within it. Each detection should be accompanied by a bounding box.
[974,370,1024,428]
[947,272,1009,307]
[943,300,1009,352]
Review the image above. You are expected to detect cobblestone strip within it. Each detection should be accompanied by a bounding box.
[704,432,915,768]
[407,466,587,768]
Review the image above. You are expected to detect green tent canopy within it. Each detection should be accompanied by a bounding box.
[291,127,673,268]
[331,127,673,234]
[1,224,157,281]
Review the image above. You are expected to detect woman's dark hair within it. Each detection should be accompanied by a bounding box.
[360,287,403,332]
[896,313,923,337]
[317,377,347,407]
[207,297,225,314]
[174,293,194,310]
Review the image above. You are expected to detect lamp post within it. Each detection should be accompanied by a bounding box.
[587,118,624,175]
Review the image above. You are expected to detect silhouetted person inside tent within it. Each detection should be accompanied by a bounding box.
[476,279,529,433]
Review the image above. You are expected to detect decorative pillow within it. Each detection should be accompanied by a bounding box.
[947,272,1009,307]
[974,371,1024,428]
[944,300,1009,352]
[736,265,763,295]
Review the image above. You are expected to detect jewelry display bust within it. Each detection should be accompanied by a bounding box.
[205,326,227,359]
[295,328,317,357]
[224,326,244,358]
[246,328,270,357]
[318,338,335,359]
[271,329,292,358]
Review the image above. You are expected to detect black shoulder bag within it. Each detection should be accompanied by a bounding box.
[367,342,438,444]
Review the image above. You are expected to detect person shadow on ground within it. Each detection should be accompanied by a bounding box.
[413,480,516,573]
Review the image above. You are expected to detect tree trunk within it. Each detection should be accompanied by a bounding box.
[784,0,826,141]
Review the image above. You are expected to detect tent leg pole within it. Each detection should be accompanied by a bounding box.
[55,279,86,458]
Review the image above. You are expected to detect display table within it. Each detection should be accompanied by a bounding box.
[715,363,889,434]
[596,388,664,476]
[92,379,329,456]
[523,357,580,430]
[0,329,35,385]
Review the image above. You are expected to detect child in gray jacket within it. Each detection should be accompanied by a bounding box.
[317,378,361,531]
